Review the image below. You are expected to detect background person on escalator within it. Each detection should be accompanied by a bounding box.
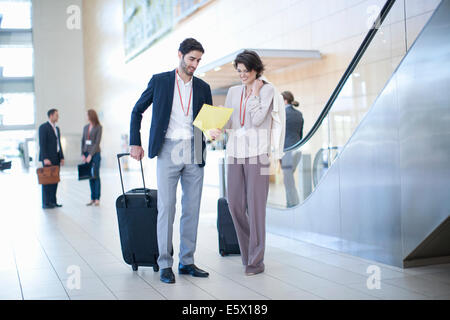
[281,91,303,207]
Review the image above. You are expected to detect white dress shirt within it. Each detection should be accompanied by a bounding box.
[48,120,60,152]
[165,71,194,140]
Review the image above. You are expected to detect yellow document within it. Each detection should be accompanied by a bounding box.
[193,104,233,139]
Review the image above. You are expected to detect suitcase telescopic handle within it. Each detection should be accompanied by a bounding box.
[117,153,148,204]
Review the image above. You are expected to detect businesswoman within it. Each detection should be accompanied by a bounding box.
[81,109,103,206]
[211,50,279,275]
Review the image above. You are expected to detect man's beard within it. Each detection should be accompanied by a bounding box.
[180,59,194,76]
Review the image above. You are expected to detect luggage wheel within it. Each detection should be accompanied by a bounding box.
[153,265,159,272]
[132,264,138,271]
[219,249,227,257]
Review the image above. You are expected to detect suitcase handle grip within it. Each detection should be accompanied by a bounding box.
[117,153,130,160]
[116,153,148,206]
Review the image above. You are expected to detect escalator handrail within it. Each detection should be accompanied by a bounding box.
[284,0,397,152]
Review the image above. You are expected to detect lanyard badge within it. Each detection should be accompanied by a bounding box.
[239,86,250,127]
[176,69,193,117]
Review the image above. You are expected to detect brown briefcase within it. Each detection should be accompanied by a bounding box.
[37,166,60,185]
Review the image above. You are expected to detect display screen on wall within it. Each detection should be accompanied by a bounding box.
[123,0,210,62]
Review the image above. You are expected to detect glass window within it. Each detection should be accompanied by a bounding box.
[0,47,33,77]
[0,93,35,126]
[0,0,32,29]
[0,129,35,173]
[0,129,34,155]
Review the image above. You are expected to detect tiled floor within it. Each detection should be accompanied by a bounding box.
[1,166,450,300]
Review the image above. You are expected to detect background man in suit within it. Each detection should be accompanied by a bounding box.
[129,38,212,284]
[39,109,64,209]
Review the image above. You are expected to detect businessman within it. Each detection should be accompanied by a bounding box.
[39,108,64,209]
[129,38,212,284]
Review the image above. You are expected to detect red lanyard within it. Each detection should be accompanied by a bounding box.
[176,69,193,116]
[239,87,250,127]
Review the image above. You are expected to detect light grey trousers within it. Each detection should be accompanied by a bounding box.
[156,139,204,269]
[226,155,270,274]
[281,151,302,207]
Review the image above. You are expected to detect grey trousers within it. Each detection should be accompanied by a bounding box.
[281,151,302,207]
[156,139,204,269]
[226,155,270,274]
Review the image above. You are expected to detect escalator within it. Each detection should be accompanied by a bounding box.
[266,0,450,268]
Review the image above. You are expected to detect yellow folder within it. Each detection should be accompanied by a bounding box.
[193,104,233,139]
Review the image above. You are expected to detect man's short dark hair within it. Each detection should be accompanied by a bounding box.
[47,108,58,118]
[233,50,265,79]
[178,38,204,56]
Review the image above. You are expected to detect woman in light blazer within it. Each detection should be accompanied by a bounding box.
[211,50,280,276]
[81,109,103,206]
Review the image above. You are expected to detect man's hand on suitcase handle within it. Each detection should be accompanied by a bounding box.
[130,145,145,161]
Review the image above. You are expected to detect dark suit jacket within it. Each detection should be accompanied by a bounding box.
[284,105,304,149]
[81,124,102,156]
[39,121,64,165]
[130,69,213,167]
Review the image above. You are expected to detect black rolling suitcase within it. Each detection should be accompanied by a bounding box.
[116,153,159,272]
[217,197,240,256]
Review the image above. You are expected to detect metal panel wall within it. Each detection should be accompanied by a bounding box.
[397,0,450,259]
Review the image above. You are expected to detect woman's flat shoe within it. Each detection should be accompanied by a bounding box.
[245,268,264,276]
[245,271,264,276]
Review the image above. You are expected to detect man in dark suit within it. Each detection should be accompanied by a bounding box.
[129,38,212,284]
[39,109,64,209]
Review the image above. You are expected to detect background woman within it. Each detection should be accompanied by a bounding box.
[81,109,102,206]
[280,91,303,207]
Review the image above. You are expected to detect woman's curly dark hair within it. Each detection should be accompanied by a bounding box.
[233,50,265,78]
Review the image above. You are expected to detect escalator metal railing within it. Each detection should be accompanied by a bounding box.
[285,0,396,153]
[268,0,400,208]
